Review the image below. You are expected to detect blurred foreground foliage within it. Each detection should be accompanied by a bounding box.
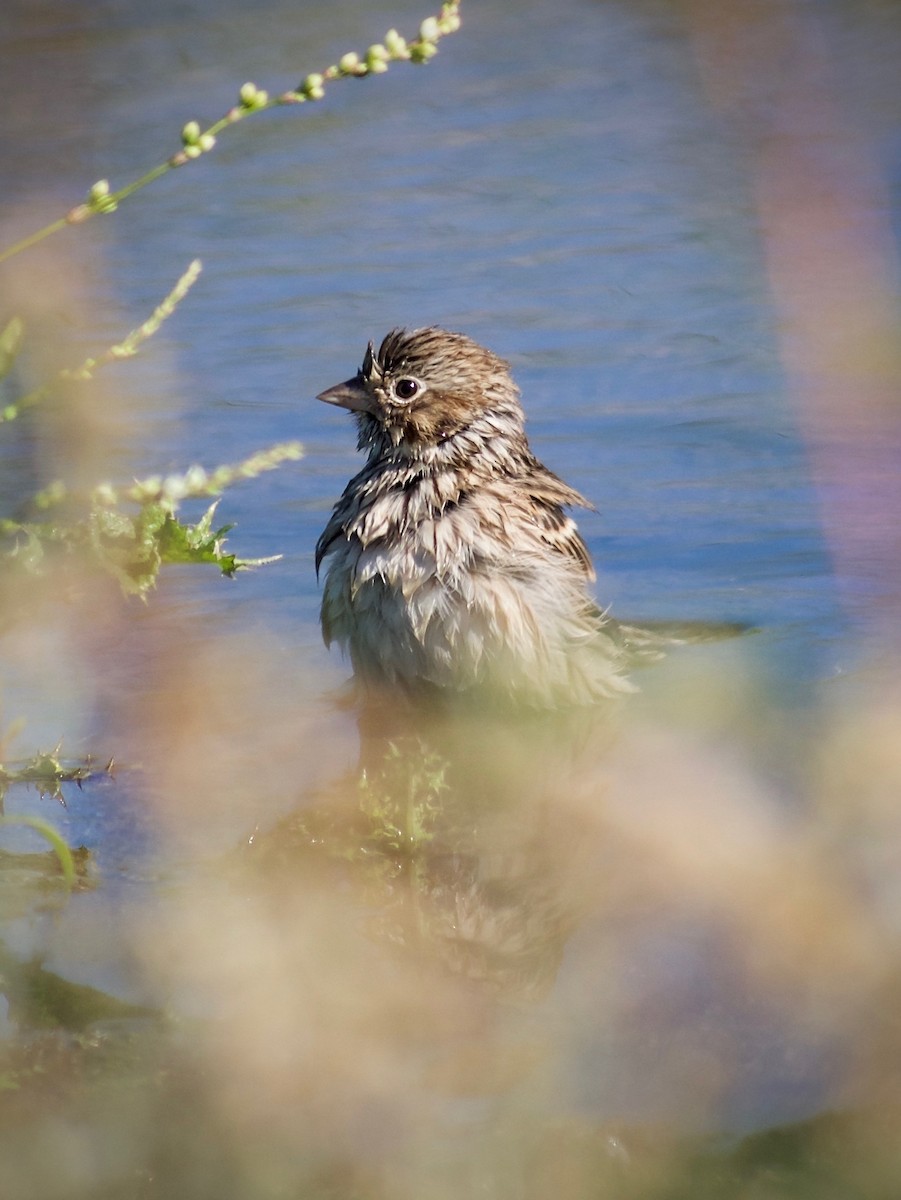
[1,443,302,597]
[0,1002,898,1200]
[0,269,301,803]
[2,722,901,1199]
[0,271,303,600]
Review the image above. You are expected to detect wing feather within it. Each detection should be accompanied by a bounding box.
[521,460,596,579]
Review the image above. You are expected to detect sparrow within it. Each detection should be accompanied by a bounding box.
[315,327,733,710]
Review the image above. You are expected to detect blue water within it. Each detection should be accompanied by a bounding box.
[3,0,848,661]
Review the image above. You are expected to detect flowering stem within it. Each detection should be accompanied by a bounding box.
[0,259,203,423]
[0,2,462,266]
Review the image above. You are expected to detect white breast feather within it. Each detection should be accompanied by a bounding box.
[319,427,633,705]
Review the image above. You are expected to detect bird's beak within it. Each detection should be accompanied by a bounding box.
[316,374,373,413]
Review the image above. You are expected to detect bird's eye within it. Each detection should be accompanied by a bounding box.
[394,377,420,401]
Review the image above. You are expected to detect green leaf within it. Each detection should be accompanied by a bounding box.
[0,814,76,887]
[0,317,24,381]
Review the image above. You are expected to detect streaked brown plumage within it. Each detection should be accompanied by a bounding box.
[315,327,638,709]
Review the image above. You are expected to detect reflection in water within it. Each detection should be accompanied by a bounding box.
[249,708,612,1005]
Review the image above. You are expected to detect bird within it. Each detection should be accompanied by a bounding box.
[315,327,739,711]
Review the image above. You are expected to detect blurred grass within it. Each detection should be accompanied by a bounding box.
[3,663,901,1197]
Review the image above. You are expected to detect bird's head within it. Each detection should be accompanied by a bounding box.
[317,327,522,450]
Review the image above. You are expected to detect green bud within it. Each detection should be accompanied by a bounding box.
[184,144,202,159]
[365,43,390,71]
[182,120,201,145]
[183,465,209,492]
[162,474,187,501]
[198,133,216,152]
[419,17,440,41]
[237,82,269,110]
[384,29,408,56]
[410,40,438,63]
[87,178,117,213]
[93,483,117,506]
[338,51,360,73]
[136,476,162,499]
[300,73,325,100]
[439,10,461,32]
